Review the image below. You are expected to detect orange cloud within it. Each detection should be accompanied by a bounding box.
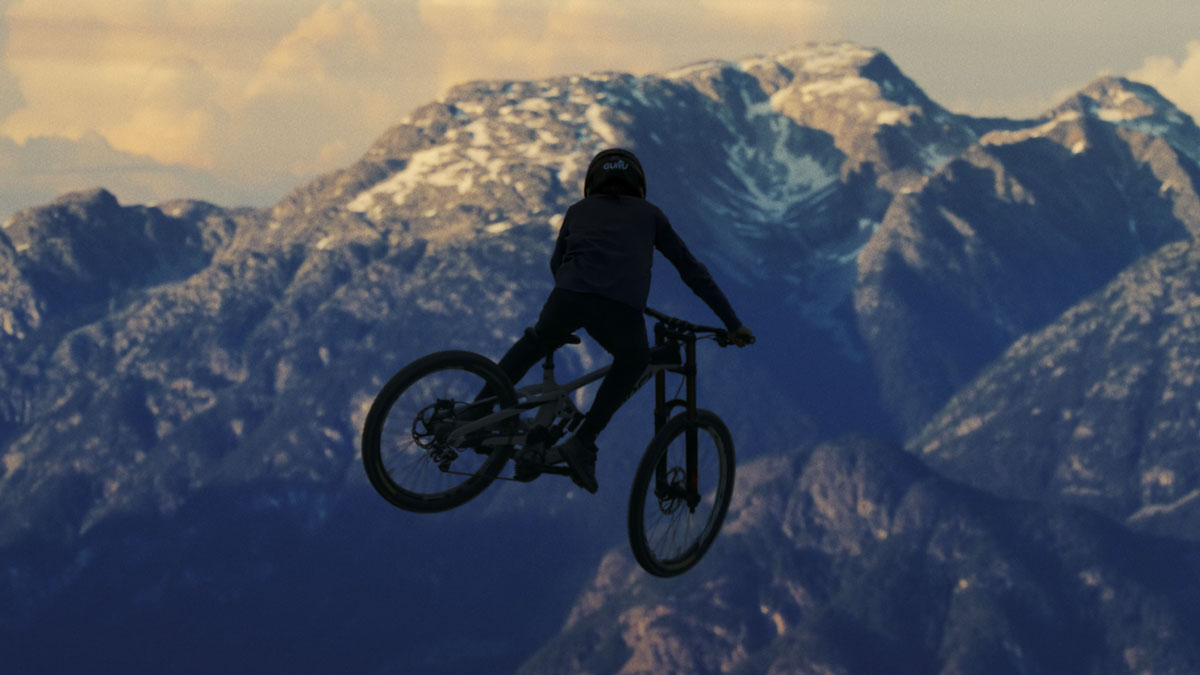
[0,0,828,209]
[0,1,432,180]
[416,0,830,91]
[1131,41,1200,123]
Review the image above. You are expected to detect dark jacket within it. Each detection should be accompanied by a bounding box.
[550,194,741,330]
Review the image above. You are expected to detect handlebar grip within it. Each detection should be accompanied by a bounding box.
[716,332,755,347]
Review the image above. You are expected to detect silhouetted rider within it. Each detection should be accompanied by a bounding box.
[496,148,753,493]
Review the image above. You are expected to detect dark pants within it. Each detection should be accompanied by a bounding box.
[498,288,649,444]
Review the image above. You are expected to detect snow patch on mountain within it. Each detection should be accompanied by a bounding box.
[721,119,839,223]
[347,144,471,213]
[980,111,1083,147]
[1048,76,1200,164]
[585,104,624,146]
[741,41,879,75]
[798,76,873,100]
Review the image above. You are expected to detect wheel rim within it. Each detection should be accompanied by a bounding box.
[374,364,506,503]
[636,424,729,572]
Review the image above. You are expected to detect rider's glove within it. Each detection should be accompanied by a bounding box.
[730,325,754,347]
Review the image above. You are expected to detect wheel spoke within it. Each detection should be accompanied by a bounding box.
[362,352,518,512]
[629,413,734,576]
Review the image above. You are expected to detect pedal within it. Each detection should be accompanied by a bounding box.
[540,447,563,465]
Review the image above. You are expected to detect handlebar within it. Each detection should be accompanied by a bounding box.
[644,307,755,347]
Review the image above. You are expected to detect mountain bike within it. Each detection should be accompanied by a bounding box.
[361,307,752,577]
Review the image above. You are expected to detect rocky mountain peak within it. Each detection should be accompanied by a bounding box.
[672,41,946,128]
[751,44,973,189]
[1057,76,1185,123]
[1,188,231,320]
[304,41,973,252]
[1042,76,1200,164]
[5,188,119,248]
[853,61,1200,435]
[694,42,926,108]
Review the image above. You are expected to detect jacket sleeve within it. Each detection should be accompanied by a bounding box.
[654,212,742,331]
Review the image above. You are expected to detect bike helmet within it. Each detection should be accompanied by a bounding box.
[584,148,646,198]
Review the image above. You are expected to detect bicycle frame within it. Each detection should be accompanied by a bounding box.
[446,333,679,439]
[363,306,747,574]
[446,309,719,506]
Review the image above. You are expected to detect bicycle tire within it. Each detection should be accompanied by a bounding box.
[362,350,518,513]
[627,410,735,577]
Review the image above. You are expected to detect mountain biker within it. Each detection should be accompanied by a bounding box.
[495,148,753,493]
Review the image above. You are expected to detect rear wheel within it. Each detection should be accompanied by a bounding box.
[362,350,517,513]
[627,410,735,577]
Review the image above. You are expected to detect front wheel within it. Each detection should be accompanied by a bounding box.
[362,350,518,513]
[627,410,735,577]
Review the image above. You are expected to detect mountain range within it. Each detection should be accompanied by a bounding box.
[2,41,1200,672]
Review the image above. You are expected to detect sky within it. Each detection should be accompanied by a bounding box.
[0,0,1197,219]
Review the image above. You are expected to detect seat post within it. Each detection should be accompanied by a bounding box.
[539,333,578,386]
[541,347,557,386]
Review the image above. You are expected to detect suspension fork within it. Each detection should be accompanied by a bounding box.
[684,337,700,509]
[652,325,701,510]
[654,322,668,435]
[653,324,669,497]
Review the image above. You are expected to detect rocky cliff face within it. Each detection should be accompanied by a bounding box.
[521,437,1200,674]
[856,77,1200,435]
[3,42,1200,673]
[911,241,1200,539]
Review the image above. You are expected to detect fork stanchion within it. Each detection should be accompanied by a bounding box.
[653,321,669,434]
[685,335,700,510]
[653,321,670,496]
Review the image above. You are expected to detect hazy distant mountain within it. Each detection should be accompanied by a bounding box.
[3,42,1200,672]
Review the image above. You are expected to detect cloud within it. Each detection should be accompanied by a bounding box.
[1130,41,1200,123]
[226,1,399,175]
[1,1,277,160]
[106,56,227,168]
[0,132,295,218]
[416,0,829,91]
[0,0,21,118]
[247,1,382,97]
[0,0,435,209]
[0,0,831,214]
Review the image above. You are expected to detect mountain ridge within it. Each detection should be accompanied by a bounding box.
[519,436,1200,674]
[855,74,1200,434]
[2,41,1200,672]
[910,240,1200,538]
